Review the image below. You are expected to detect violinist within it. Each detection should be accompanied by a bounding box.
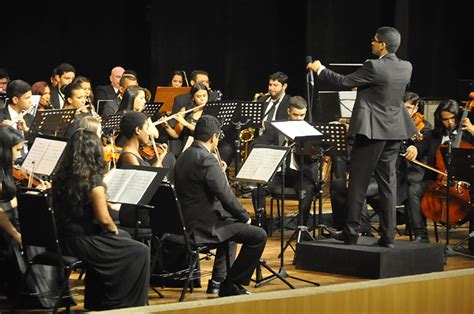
[0,125,54,305]
[404,91,432,136]
[63,82,89,138]
[403,99,474,243]
[73,76,95,108]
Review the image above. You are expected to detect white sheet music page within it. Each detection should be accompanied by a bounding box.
[271,120,322,140]
[236,148,287,183]
[22,137,67,176]
[104,168,157,204]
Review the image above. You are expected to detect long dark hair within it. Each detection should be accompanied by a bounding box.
[0,125,24,197]
[117,85,144,113]
[52,129,107,222]
[433,99,461,137]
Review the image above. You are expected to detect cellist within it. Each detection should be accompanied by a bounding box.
[403,99,474,243]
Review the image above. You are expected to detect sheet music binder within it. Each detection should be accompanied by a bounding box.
[21,135,68,176]
[271,120,323,144]
[28,108,76,137]
[104,165,168,205]
[236,144,289,184]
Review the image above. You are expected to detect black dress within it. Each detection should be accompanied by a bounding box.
[56,175,150,310]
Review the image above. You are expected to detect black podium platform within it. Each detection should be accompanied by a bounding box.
[295,237,444,279]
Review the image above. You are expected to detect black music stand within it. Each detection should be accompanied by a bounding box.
[440,147,474,258]
[28,109,76,137]
[143,102,164,120]
[203,100,264,175]
[236,145,305,289]
[310,123,348,238]
[101,112,123,136]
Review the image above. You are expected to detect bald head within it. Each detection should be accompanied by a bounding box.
[110,66,125,89]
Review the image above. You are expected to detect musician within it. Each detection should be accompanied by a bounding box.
[31,81,53,110]
[0,80,34,133]
[404,91,432,134]
[174,115,267,297]
[51,129,149,310]
[172,70,219,114]
[308,26,417,247]
[169,70,184,87]
[251,96,317,229]
[62,82,90,138]
[404,99,474,242]
[101,74,138,117]
[0,69,10,109]
[257,71,291,135]
[94,66,125,109]
[73,76,95,107]
[50,63,76,109]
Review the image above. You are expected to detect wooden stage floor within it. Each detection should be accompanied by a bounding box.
[2,196,474,312]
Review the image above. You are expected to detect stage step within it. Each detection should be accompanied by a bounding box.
[295,236,445,279]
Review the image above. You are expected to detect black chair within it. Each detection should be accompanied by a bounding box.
[148,182,230,302]
[13,189,83,313]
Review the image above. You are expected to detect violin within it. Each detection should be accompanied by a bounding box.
[410,112,425,142]
[12,164,45,188]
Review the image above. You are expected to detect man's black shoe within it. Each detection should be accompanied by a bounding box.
[328,229,358,245]
[414,236,430,244]
[206,279,220,294]
[218,280,251,297]
[374,238,395,248]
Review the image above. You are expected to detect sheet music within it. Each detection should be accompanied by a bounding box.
[104,168,157,204]
[271,121,322,140]
[22,137,67,175]
[236,147,287,183]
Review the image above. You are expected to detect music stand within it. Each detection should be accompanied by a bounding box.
[271,121,324,256]
[28,109,76,137]
[143,102,164,120]
[96,100,115,116]
[203,100,264,173]
[236,145,299,289]
[311,123,348,238]
[101,112,123,136]
[440,147,474,258]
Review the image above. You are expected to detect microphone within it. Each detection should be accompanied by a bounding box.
[306,56,314,86]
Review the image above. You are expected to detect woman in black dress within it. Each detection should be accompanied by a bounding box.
[51,128,150,310]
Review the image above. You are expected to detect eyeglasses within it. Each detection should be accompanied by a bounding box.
[372,38,384,43]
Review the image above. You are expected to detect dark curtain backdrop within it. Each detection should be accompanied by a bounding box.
[2,1,472,106]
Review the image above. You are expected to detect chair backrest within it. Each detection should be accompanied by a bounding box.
[17,190,61,252]
[149,182,190,248]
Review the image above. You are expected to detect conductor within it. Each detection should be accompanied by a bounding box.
[307,26,417,247]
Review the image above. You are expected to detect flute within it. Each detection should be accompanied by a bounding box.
[153,103,206,126]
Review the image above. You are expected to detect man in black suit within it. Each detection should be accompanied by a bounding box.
[256,71,291,135]
[100,74,138,117]
[251,96,317,229]
[50,63,76,109]
[174,115,267,297]
[94,66,124,114]
[308,26,417,247]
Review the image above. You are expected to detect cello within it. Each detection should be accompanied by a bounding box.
[420,99,474,225]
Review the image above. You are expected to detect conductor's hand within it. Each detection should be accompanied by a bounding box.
[307,60,322,73]
[245,218,251,225]
[402,145,418,161]
[220,160,227,173]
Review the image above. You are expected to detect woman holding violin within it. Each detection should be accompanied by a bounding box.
[403,99,474,243]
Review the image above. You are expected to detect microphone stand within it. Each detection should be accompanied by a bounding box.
[306,72,314,123]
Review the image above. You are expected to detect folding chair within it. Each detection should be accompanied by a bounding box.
[148,182,230,302]
[13,189,83,313]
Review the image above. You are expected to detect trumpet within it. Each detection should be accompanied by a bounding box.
[153,103,206,126]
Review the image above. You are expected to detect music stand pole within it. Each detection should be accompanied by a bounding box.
[255,150,319,288]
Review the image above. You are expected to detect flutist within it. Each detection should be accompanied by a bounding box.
[0,80,35,134]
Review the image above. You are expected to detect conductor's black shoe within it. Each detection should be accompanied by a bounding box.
[374,238,395,248]
[206,279,220,294]
[218,280,251,297]
[328,229,358,245]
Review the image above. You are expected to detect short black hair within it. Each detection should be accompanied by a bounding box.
[120,111,148,139]
[7,80,31,99]
[191,70,209,81]
[194,115,221,142]
[376,26,401,53]
[54,63,76,76]
[269,71,288,85]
